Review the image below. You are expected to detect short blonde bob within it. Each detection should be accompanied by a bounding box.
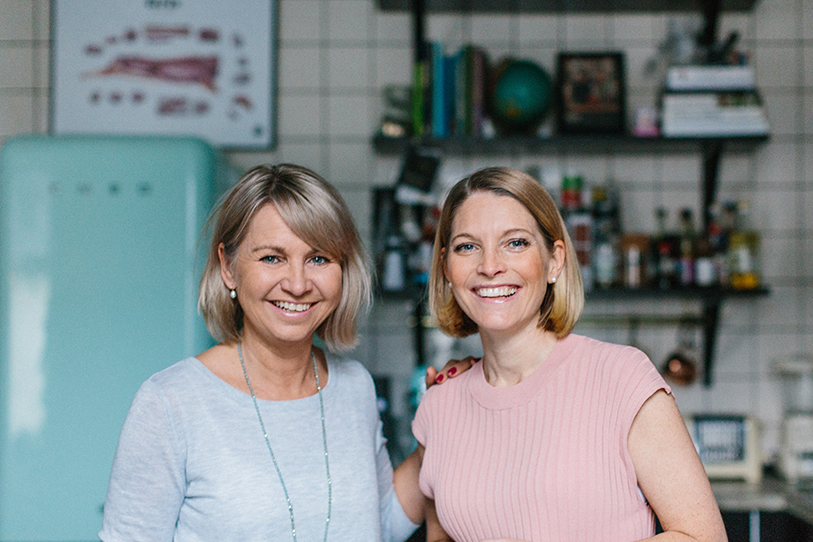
[429,166,583,339]
[198,164,371,351]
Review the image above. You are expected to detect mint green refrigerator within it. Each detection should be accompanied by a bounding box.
[0,136,218,540]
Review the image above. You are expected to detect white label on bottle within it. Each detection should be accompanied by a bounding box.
[736,246,753,273]
[695,257,716,286]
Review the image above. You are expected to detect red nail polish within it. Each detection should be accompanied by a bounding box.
[435,374,444,383]
[448,367,457,376]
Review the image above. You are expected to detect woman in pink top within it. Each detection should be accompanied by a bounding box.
[412,167,726,542]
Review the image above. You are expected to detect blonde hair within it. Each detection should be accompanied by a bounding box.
[429,167,583,338]
[198,164,371,351]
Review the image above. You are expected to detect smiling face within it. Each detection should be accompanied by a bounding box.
[220,203,343,349]
[444,191,564,337]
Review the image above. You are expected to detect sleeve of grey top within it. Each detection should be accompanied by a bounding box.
[99,380,186,542]
[375,416,420,542]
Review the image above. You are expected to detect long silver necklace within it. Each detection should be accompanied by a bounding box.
[238,342,332,542]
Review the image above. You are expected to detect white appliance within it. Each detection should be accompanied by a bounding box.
[774,354,813,485]
[685,415,762,485]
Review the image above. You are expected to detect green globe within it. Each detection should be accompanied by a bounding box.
[490,59,553,134]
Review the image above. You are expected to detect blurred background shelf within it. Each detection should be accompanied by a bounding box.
[372,134,769,156]
[585,285,769,301]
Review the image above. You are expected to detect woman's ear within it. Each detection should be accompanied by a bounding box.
[550,240,566,283]
[219,243,236,290]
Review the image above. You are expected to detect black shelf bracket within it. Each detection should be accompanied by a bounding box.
[582,287,769,387]
[701,298,722,387]
[699,0,723,51]
[701,139,724,232]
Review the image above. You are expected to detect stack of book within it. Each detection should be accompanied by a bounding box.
[660,65,769,137]
[412,42,488,139]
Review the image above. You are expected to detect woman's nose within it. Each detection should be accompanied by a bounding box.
[477,247,505,277]
[281,263,311,296]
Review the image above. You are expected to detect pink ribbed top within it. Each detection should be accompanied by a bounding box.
[413,333,670,542]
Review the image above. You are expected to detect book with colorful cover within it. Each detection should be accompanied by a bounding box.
[432,41,447,138]
[412,60,426,137]
[443,52,458,137]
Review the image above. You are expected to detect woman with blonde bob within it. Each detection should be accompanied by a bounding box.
[100,164,426,541]
[413,167,727,542]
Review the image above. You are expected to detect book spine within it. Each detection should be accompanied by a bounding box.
[443,53,457,137]
[412,42,432,137]
[412,60,425,137]
[423,45,433,137]
[432,42,447,138]
[464,45,474,136]
[472,48,485,136]
[454,48,467,136]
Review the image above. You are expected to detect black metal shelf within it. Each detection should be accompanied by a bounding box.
[375,0,768,387]
[585,285,769,301]
[372,133,770,386]
[379,285,768,302]
[373,134,768,156]
[586,286,769,387]
[377,285,769,387]
[374,132,769,233]
[377,0,760,14]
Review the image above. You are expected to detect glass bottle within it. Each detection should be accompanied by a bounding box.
[653,207,678,289]
[678,207,696,287]
[728,200,760,290]
[694,235,717,287]
[592,181,621,289]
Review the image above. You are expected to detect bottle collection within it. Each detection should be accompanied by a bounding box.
[374,173,762,296]
[557,173,761,293]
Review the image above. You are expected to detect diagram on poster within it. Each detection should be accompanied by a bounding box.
[51,0,275,149]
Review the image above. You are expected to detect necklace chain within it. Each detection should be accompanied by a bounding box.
[238,342,331,542]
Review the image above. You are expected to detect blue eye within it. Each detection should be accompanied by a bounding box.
[261,255,280,263]
[509,238,530,248]
[454,243,475,252]
[311,255,330,265]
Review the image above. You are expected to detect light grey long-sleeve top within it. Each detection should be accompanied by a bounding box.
[99,354,418,542]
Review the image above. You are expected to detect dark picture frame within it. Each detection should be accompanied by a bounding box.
[556,52,626,135]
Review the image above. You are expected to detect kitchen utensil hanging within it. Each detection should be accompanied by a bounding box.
[661,315,699,386]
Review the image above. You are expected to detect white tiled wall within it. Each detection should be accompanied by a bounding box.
[1,0,810,462]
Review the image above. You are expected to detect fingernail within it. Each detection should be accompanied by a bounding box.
[448,367,457,376]
[435,374,444,383]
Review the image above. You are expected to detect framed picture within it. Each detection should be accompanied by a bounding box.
[50,0,276,149]
[556,52,626,135]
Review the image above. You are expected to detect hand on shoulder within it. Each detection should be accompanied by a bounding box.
[425,357,477,388]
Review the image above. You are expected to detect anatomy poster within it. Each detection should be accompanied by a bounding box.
[51,0,275,149]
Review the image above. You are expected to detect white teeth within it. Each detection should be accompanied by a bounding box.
[273,301,313,312]
[476,286,517,298]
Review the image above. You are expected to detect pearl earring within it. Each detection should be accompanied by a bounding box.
[230,289,237,299]
[550,277,557,284]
